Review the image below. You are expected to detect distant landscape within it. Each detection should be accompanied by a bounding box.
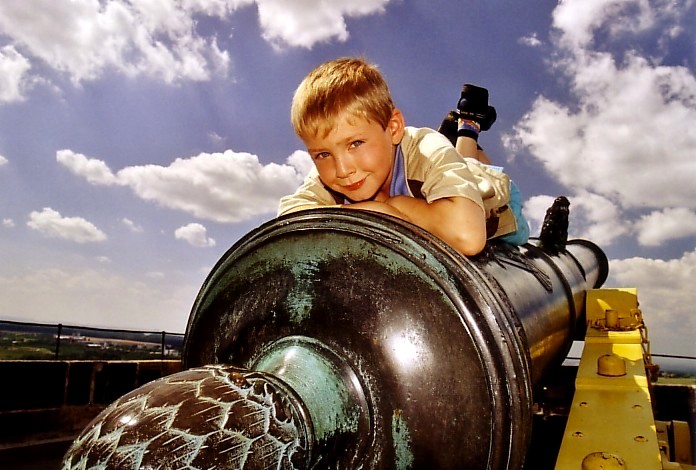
[0,320,183,361]
[651,355,696,381]
[0,320,693,382]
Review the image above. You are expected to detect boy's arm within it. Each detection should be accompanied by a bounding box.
[340,200,410,220]
[277,170,341,216]
[346,196,486,256]
[386,195,486,256]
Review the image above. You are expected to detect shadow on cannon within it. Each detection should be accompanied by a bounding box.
[61,199,608,469]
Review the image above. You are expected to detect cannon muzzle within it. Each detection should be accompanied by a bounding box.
[63,208,608,469]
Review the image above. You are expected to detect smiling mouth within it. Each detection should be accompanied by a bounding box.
[343,178,366,192]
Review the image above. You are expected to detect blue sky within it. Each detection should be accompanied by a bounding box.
[0,0,694,359]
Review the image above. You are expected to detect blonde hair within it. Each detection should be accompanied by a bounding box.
[291,57,395,140]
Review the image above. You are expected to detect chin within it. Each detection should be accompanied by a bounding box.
[346,189,382,204]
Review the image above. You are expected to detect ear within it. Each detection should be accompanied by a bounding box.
[387,108,405,144]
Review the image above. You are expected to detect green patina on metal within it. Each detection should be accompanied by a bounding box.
[279,230,449,293]
[254,338,365,444]
[286,260,320,325]
[392,409,414,469]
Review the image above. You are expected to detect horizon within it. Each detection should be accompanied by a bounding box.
[3,319,695,377]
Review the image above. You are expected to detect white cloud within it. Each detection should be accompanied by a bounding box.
[0,154,7,166]
[0,0,394,93]
[0,0,233,85]
[522,194,557,237]
[2,218,15,228]
[0,45,31,103]
[27,207,107,243]
[507,56,696,210]
[57,149,119,185]
[505,0,696,249]
[523,192,628,245]
[175,223,216,247]
[552,0,687,49]
[607,249,696,357]
[518,33,542,47]
[57,149,308,223]
[207,131,225,145]
[552,0,635,48]
[565,191,630,245]
[286,150,313,175]
[0,266,196,332]
[634,208,696,246]
[256,0,391,49]
[122,217,144,233]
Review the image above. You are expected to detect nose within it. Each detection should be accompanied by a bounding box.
[334,153,356,179]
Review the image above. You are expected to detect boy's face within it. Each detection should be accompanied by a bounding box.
[304,109,405,203]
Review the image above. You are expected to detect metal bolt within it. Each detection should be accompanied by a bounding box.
[597,353,626,377]
[581,452,626,469]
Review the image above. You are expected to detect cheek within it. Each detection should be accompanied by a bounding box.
[314,160,336,180]
[366,142,393,172]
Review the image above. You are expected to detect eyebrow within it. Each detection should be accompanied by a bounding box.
[308,117,378,151]
[306,133,365,153]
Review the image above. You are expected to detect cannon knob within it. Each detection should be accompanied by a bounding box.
[62,365,310,468]
[62,337,370,469]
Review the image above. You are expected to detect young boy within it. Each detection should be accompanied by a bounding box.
[278,57,528,256]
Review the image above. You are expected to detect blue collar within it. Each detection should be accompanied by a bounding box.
[342,144,408,204]
[389,144,410,197]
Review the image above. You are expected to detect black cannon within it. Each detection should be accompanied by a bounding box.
[62,203,608,469]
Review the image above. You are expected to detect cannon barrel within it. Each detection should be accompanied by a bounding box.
[62,208,608,469]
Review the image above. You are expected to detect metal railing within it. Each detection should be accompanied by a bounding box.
[0,319,185,361]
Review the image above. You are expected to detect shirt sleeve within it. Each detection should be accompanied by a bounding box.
[277,168,341,216]
[401,127,486,210]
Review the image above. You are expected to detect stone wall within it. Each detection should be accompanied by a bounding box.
[0,359,182,450]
